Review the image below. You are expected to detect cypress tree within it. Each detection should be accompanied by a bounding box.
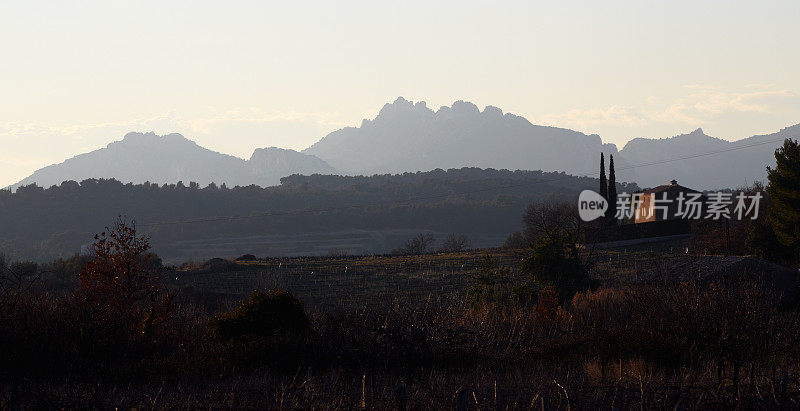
[607,154,617,221]
[599,153,607,200]
[766,138,800,260]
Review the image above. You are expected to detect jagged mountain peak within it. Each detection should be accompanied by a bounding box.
[621,128,722,152]
[304,98,609,176]
[450,100,480,115]
[677,128,721,142]
[113,131,196,149]
[376,97,507,123]
[376,96,434,120]
[304,97,798,190]
[251,146,302,156]
[482,105,503,119]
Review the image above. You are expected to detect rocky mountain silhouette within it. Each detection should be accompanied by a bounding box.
[10,132,337,190]
[615,125,800,190]
[304,97,617,177]
[305,97,797,190]
[11,99,798,191]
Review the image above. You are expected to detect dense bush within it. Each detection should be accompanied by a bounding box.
[213,289,310,340]
[521,202,593,303]
[465,254,535,308]
[207,289,315,373]
[502,231,527,249]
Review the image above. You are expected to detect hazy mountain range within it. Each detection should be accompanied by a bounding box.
[304,97,618,178]
[613,125,800,190]
[9,97,799,191]
[10,132,336,190]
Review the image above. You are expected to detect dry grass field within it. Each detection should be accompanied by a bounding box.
[4,242,800,409]
[172,245,688,312]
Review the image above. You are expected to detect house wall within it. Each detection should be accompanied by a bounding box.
[634,187,704,224]
[635,193,656,223]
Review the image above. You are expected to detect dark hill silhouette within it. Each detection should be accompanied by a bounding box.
[0,168,635,262]
[10,132,337,190]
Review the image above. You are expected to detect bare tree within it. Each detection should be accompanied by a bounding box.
[394,233,436,255]
[522,201,583,245]
[439,234,472,253]
[0,256,42,322]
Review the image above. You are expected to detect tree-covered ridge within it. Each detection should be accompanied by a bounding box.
[0,168,637,261]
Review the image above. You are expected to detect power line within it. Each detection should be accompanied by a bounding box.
[136,134,795,229]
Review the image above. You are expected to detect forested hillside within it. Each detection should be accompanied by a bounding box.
[0,168,637,262]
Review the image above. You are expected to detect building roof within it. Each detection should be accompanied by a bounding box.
[640,179,700,195]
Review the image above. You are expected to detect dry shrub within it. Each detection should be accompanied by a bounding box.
[570,277,797,378]
[535,286,560,319]
[465,254,535,309]
[213,289,310,340]
[209,289,316,373]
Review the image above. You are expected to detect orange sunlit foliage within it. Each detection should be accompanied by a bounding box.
[78,217,173,335]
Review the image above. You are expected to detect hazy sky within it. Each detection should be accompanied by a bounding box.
[2,1,799,187]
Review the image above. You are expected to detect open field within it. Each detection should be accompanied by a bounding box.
[171,246,688,312]
[173,249,526,311]
[162,229,510,264]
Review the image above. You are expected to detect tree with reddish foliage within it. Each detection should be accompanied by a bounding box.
[78,217,172,336]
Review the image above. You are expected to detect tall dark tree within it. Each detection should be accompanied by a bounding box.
[766,138,800,261]
[606,154,617,221]
[599,153,607,201]
[521,201,592,302]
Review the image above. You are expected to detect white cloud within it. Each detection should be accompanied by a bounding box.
[1,114,174,139]
[0,109,346,141]
[538,85,798,131]
[537,106,650,128]
[170,109,343,134]
[0,153,50,168]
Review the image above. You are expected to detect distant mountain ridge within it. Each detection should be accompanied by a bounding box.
[10,98,799,191]
[304,97,618,177]
[615,125,800,189]
[305,97,798,190]
[10,132,337,190]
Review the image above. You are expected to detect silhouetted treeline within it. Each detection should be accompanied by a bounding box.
[0,167,637,261]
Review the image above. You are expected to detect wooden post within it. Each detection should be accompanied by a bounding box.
[361,373,367,410]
